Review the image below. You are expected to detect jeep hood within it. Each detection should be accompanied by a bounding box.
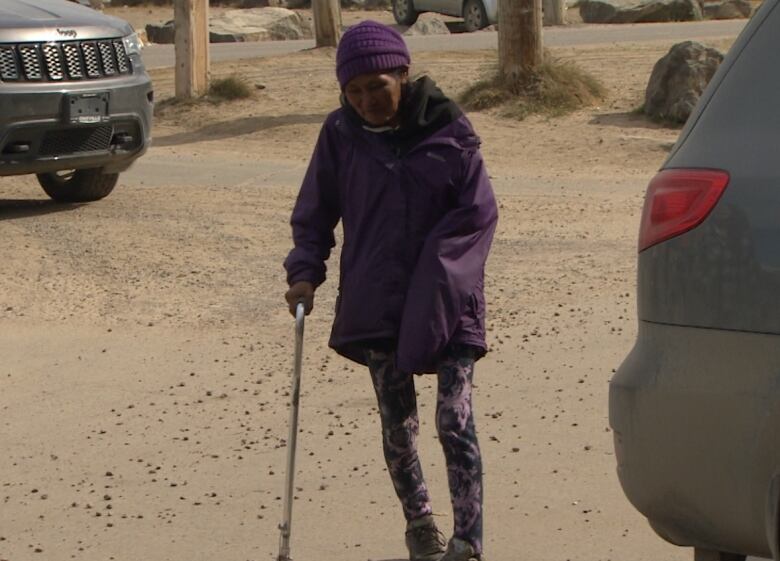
[0,0,133,42]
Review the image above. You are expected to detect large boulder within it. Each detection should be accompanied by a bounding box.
[403,17,450,35]
[240,0,270,7]
[702,0,752,18]
[145,8,312,44]
[644,41,723,123]
[579,0,703,22]
[209,8,312,42]
[268,0,391,6]
[145,21,175,44]
[268,0,309,7]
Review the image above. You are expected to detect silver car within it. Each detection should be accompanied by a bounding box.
[391,0,498,31]
[610,0,780,559]
[0,0,153,202]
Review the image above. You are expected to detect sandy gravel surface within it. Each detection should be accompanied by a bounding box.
[0,23,741,561]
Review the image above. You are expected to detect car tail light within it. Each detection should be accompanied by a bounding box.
[638,168,730,252]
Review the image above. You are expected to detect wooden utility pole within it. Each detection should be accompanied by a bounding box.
[543,0,566,25]
[498,0,543,83]
[312,0,341,48]
[174,0,210,98]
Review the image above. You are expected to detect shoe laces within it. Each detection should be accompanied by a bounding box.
[409,523,446,551]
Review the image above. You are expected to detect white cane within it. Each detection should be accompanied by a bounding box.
[277,301,305,561]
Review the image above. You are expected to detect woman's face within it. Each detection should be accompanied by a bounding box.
[344,70,408,127]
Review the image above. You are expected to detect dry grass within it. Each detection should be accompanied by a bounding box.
[461,54,607,120]
[153,75,254,121]
[208,74,254,101]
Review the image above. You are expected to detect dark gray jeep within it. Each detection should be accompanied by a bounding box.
[610,0,780,559]
[0,0,153,202]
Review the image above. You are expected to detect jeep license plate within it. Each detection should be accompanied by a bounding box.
[65,92,109,124]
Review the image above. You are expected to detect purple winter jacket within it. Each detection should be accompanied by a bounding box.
[284,81,498,374]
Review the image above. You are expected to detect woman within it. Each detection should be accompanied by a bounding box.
[283,21,497,561]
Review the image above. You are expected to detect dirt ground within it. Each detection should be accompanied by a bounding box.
[0,11,741,561]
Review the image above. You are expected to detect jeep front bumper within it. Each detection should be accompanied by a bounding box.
[0,70,153,177]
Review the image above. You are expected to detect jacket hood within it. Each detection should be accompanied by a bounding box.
[342,75,474,154]
[397,75,463,143]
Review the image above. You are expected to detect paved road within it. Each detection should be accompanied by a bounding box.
[141,19,746,70]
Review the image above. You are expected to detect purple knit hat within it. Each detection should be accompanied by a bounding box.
[336,21,411,89]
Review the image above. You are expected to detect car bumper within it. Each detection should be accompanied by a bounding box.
[609,320,780,558]
[0,70,153,177]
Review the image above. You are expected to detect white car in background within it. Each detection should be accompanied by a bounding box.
[391,0,498,31]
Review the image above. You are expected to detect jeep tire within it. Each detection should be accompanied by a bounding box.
[463,0,489,31]
[392,0,419,26]
[36,168,119,203]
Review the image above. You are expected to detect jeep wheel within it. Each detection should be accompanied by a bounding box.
[36,168,119,203]
[392,0,419,26]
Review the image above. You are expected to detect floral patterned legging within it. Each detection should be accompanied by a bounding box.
[365,347,483,554]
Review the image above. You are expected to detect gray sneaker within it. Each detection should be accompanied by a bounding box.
[405,515,446,561]
[439,537,485,561]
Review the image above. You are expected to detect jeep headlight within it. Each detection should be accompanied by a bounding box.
[123,32,143,55]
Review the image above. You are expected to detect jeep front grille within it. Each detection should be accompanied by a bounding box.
[0,40,131,82]
[18,45,42,80]
[42,44,64,81]
[0,47,18,81]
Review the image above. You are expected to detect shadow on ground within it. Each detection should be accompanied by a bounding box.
[153,113,327,147]
[589,111,682,131]
[0,199,80,221]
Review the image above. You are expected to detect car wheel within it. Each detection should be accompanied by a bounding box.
[36,168,119,203]
[463,0,489,32]
[392,0,419,26]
